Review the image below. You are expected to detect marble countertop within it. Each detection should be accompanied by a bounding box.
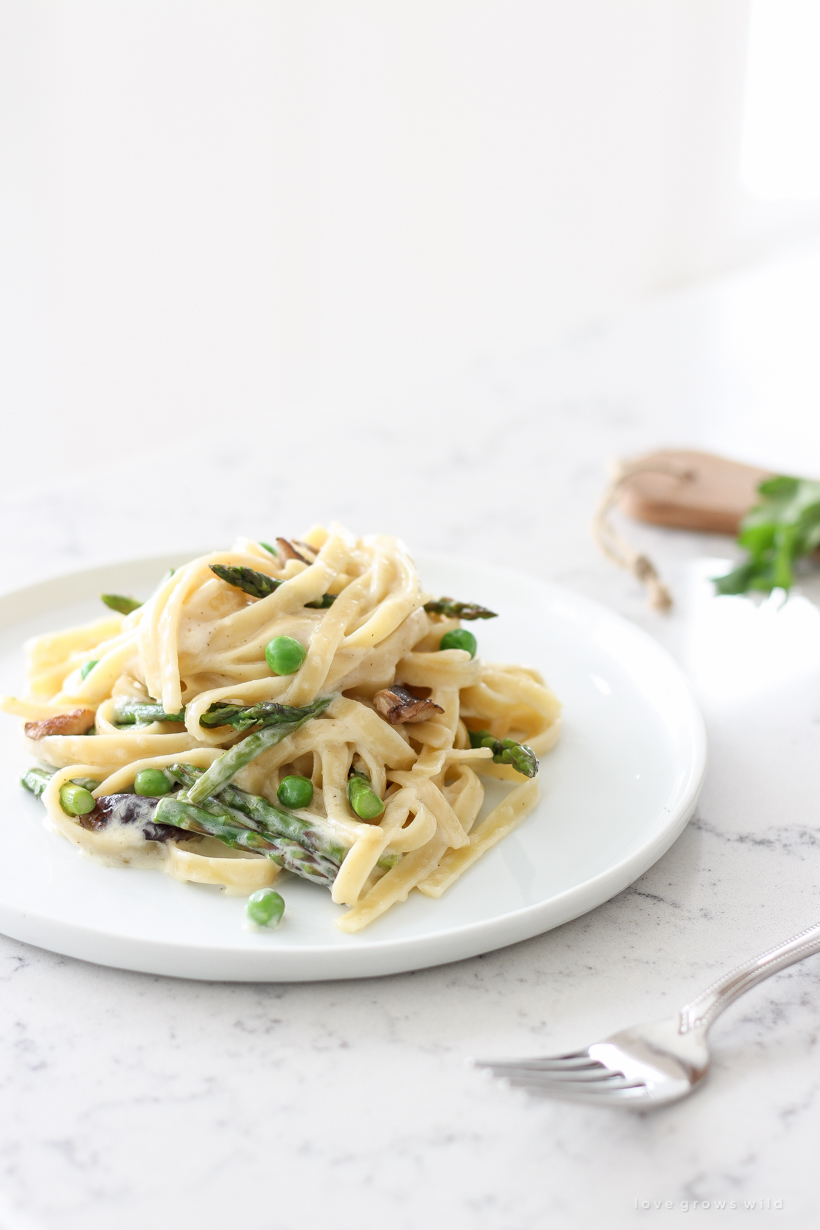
[3,246,820,1230]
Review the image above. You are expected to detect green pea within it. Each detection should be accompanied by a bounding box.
[439,628,477,657]
[134,768,174,797]
[245,888,285,928]
[347,774,385,820]
[265,635,307,675]
[80,660,99,680]
[277,775,314,809]
[59,782,96,816]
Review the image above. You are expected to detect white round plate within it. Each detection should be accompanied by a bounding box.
[0,553,706,982]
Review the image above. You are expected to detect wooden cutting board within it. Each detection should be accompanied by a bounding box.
[615,449,771,534]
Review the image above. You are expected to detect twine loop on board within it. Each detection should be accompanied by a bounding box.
[592,458,696,612]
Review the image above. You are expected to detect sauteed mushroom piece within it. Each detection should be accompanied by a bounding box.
[276,537,311,564]
[373,685,444,725]
[24,708,96,740]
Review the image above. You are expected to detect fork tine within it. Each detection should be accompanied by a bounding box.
[481,1064,615,1084]
[498,1068,645,1089]
[513,1067,627,1084]
[523,1081,651,1105]
[476,1053,597,1072]
[484,1064,641,1090]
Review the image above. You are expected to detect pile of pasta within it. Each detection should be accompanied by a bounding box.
[2,527,562,932]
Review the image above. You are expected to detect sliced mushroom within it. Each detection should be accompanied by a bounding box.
[373,685,444,725]
[292,538,320,561]
[24,708,97,740]
[276,537,311,564]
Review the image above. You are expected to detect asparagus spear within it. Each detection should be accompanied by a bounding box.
[101,594,143,615]
[424,597,497,620]
[154,796,279,851]
[200,698,325,733]
[113,699,186,725]
[209,784,347,863]
[468,729,539,778]
[21,766,101,797]
[347,770,385,819]
[21,766,57,797]
[210,564,282,599]
[167,762,347,863]
[153,796,337,885]
[174,764,397,872]
[183,694,334,805]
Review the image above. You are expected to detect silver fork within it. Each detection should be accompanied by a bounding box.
[476,921,820,1107]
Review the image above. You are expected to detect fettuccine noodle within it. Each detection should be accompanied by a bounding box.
[2,527,562,931]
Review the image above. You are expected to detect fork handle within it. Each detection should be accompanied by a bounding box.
[679,921,820,1033]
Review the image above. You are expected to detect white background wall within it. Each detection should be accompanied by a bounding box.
[0,0,816,499]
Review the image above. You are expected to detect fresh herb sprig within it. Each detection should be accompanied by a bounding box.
[715,476,820,596]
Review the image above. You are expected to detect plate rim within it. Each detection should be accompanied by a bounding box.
[0,550,707,981]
